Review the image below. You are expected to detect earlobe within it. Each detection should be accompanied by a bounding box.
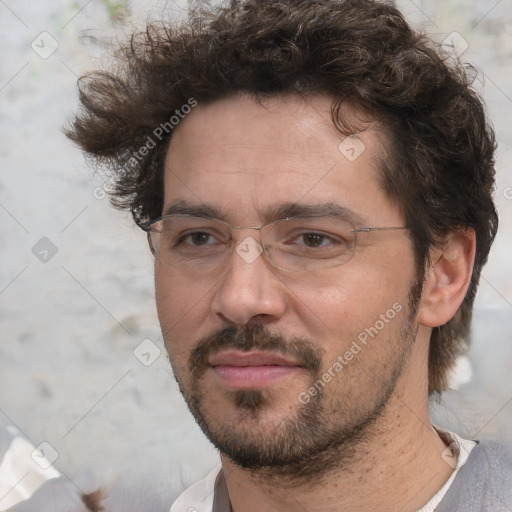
[417,229,476,328]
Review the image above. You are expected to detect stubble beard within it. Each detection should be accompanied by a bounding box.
[167,272,423,484]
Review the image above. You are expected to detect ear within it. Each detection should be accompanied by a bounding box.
[417,229,476,328]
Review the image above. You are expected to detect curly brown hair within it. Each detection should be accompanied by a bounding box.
[66,0,498,395]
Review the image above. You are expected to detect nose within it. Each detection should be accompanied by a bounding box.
[211,235,288,326]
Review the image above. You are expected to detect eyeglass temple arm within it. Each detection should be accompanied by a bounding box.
[354,227,409,233]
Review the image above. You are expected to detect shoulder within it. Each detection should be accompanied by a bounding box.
[464,439,512,483]
[437,438,512,511]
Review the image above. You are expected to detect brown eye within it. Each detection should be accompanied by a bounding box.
[179,231,215,246]
[302,233,329,247]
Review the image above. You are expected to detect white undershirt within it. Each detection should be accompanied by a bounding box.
[416,428,477,512]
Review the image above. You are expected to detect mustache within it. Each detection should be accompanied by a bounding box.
[189,323,323,378]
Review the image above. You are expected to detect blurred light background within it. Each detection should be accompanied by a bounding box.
[1,0,511,509]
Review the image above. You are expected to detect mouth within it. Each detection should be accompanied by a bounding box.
[208,350,302,389]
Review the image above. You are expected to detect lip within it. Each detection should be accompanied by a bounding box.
[209,350,302,389]
[209,350,301,367]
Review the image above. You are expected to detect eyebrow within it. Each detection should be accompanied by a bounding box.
[161,200,366,226]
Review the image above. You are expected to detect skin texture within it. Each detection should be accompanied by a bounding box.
[155,94,476,511]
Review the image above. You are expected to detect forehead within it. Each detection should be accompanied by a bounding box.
[162,94,398,224]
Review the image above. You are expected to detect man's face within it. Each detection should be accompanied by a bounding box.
[156,94,420,477]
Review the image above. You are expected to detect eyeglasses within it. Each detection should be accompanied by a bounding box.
[140,214,408,273]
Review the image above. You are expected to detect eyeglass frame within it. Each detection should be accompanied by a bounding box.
[139,213,409,273]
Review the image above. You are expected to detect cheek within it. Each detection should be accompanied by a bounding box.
[290,257,413,350]
[155,267,208,365]
[155,264,209,323]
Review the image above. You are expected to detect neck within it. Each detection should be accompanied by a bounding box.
[221,341,454,512]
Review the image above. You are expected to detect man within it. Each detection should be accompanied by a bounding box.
[66,0,512,510]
